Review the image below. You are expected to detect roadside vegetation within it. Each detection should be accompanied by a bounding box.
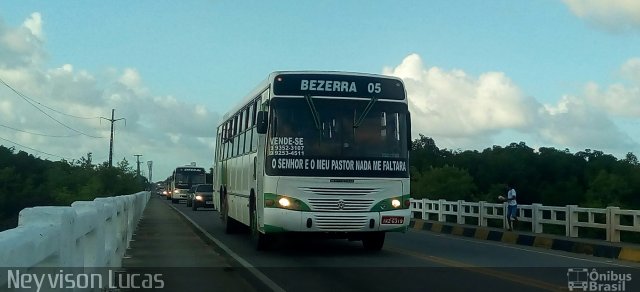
[3,135,639,232]
[0,145,147,231]
[410,135,640,210]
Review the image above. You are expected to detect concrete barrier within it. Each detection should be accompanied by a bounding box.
[0,191,150,269]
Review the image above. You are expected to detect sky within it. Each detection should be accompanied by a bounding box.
[1,0,640,181]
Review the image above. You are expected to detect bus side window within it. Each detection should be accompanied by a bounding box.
[253,99,259,126]
[215,128,221,162]
[224,122,230,159]
[239,113,244,155]
[244,106,250,131]
[228,120,233,158]
[243,107,249,154]
[233,115,239,157]
[229,119,235,157]
[247,105,254,153]
[252,99,260,152]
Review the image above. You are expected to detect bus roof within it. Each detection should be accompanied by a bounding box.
[174,166,205,172]
[220,71,405,123]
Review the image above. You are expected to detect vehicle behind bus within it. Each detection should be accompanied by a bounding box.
[170,166,206,203]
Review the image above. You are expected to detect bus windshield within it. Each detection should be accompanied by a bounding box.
[266,97,409,178]
[175,168,206,188]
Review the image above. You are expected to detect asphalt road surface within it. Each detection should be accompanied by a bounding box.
[156,195,640,292]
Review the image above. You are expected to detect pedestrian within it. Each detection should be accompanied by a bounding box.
[505,182,518,231]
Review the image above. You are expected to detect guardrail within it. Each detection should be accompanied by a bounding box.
[0,191,150,268]
[410,198,640,243]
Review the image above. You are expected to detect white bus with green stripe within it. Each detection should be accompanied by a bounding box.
[213,71,411,250]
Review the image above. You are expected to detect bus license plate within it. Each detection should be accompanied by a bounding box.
[381,216,404,224]
[206,201,213,205]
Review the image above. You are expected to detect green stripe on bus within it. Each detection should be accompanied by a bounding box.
[370,194,411,211]
[264,192,311,211]
[264,224,287,233]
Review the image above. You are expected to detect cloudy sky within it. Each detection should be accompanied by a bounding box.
[1,1,640,179]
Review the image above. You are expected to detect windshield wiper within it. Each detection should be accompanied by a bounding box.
[353,96,378,128]
[304,94,322,131]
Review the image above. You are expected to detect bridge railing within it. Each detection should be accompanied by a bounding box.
[0,191,150,268]
[410,198,640,243]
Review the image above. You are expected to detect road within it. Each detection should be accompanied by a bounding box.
[158,195,640,292]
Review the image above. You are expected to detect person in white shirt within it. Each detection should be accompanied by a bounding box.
[506,182,517,231]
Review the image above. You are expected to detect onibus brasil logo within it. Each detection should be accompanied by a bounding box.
[567,268,632,291]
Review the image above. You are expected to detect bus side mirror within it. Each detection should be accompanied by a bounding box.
[256,111,268,134]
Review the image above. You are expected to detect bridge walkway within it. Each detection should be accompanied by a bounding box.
[121,195,258,291]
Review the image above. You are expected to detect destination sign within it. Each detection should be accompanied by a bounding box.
[176,167,205,173]
[273,74,405,100]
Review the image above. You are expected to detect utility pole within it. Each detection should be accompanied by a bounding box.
[101,109,126,167]
[134,154,143,177]
[147,160,153,191]
[147,160,153,183]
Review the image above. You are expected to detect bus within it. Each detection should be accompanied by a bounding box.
[213,71,411,250]
[163,176,172,199]
[168,166,206,203]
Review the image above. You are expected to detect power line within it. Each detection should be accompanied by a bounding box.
[0,123,81,137]
[0,77,106,138]
[16,94,100,120]
[0,78,101,120]
[0,135,73,160]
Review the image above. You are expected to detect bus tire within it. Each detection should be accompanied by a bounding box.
[362,232,385,251]
[221,189,237,234]
[171,198,178,204]
[250,192,270,251]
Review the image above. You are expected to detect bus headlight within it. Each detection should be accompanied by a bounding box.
[278,198,291,207]
[195,195,203,201]
[391,199,401,208]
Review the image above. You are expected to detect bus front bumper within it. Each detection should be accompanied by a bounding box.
[263,209,409,233]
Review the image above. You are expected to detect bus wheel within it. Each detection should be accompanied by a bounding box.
[362,232,385,251]
[222,192,237,234]
[250,193,270,251]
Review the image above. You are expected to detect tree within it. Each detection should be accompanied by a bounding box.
[412,165,477,201]
[0,145,147,231]
[623,152,639,166]
[540,177,584,207]
[117,157,134,174]
[405,136,640,210]
[584,170,632,208]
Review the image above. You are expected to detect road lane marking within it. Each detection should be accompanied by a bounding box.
[387,246,567,291]
[411,230,640,268]
[167,203,286,292]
